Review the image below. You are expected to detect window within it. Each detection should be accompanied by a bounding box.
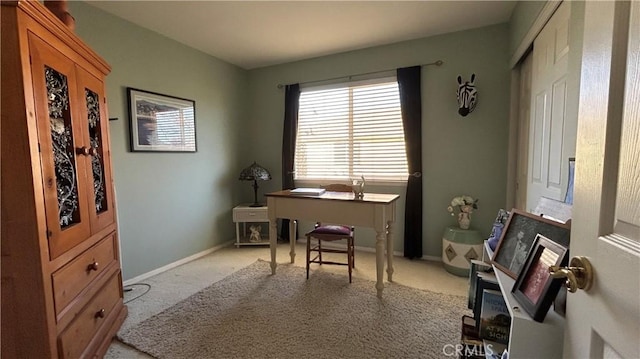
[295,78,408,182]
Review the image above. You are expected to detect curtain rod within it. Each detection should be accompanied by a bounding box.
[276,60,443,89]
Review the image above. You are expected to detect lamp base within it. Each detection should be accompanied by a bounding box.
[250,180,263,207]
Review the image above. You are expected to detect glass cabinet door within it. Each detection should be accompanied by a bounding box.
[29,34,92,259]
[76,66,116,233]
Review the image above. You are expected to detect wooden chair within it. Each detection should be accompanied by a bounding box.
[306,184,355,283]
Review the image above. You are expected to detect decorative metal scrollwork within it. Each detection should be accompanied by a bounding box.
[45,66,79,227]
[85,89,107,213]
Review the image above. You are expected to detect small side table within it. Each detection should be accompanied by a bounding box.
[232,204,270,247]
[442,226,483,277]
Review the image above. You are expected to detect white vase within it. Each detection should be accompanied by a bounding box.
[458,212,471,230]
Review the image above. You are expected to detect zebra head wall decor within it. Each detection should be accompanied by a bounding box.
[456,74,477,117]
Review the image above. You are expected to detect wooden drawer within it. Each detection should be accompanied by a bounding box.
[58,272,121,359]
[233,206,268,222]
[52,233,117,317]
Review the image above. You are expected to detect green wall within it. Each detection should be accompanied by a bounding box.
[245,24,511,259]
[508,1,546,58]
[71,2,512,274]
[71,2,248,280]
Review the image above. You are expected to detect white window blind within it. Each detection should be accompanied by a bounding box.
[295,78,408,182]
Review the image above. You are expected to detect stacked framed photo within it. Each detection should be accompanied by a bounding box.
[490,208,571,322]
[491,209,570,279]
[512,234,569,322]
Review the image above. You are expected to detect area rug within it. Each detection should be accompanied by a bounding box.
[118,260,468,359]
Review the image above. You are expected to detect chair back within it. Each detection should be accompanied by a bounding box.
[321,184,353,193]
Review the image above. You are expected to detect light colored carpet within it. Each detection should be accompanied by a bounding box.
[118,259,468,358]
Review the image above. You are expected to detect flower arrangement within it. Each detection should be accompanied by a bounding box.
[447,195,479,216]
[447,195,479,229]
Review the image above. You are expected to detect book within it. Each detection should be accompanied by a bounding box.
[462,314,479,338]
[469,259,493,309]
[460,334,485,359]
[460,315,485,359]
[478,289,511,345]
[483,339,508,359]
[473,271,499,326]
[290,188,326,196]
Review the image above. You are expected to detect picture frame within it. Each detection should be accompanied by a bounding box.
[494,208,510,224]
[487,208,510,251]
[512,233,568,322]
[564,157,575,204]
[127,87,197,152]
[491,209,570,279]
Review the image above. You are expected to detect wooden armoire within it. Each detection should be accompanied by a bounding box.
[1,1,127,357]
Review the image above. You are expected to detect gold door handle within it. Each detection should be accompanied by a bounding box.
[549,256,593,293]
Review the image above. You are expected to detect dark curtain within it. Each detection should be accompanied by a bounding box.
[280,84,300,241]
[397,66,423,259]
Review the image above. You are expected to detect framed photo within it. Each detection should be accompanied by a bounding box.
[512,233,568,322]
[127,88,196,152]
[564,157,575,204]
[492,209,570,279]
[494,208,510,224]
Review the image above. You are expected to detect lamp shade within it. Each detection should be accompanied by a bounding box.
[239,162,271,207]
[239,161,271,181]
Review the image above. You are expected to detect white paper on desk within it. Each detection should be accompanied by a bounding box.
[290,188,326,196]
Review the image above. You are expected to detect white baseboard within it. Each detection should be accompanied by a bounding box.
[421,254,442,262]
[123,240,234,286]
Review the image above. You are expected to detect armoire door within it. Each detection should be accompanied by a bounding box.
[75,66,116,234]
[29,32,92,259]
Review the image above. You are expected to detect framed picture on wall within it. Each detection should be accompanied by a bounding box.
[127,87,197,152]
[491,209,571,279]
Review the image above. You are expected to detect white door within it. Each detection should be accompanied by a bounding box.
[527,1,573,211]
[564,1,640,358]
[515,52,533,211]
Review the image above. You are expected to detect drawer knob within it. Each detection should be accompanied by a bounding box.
[95,309,105,318]
[88,262,99,271]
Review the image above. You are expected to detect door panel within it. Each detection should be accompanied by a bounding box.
[565,1,640,358]
[548,78,566,187]
[29,33,91,259]
[75,66,116,233]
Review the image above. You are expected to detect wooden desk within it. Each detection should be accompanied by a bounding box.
[265,190,400,298]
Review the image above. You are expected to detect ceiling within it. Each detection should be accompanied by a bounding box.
[86,1,516,70]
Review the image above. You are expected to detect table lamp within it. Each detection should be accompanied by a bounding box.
[239,161,271,207]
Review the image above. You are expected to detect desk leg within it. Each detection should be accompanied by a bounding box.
[269,220,277,274]
[375,230,385,298]
[289,220,296,263]
[386,222,394,282]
